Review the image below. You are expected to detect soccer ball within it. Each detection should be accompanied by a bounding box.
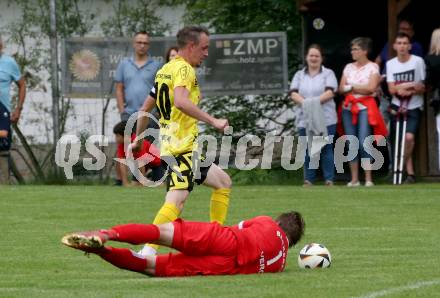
[298,243,332,269]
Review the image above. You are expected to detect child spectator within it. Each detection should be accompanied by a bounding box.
[113,121,163,186]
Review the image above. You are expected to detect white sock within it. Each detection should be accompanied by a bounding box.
[138,245,157,257]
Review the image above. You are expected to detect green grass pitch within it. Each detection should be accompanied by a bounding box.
[1,184,439,297]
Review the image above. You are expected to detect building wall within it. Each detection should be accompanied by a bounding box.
[0,1,185,181]
[0,0,184,145]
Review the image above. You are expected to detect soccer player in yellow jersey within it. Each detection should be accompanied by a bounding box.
[133,26,232,256]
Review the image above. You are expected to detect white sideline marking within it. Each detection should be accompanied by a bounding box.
[331,227,427,231]
[356,280,440,298]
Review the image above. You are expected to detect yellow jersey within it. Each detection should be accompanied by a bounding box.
[152,55,201,156]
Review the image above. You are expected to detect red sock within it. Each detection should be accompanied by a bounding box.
[99,246,148,273]
[109,224,160,245]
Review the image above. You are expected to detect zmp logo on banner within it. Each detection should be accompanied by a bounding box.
[61,32,288,98]
[217,37,279,56]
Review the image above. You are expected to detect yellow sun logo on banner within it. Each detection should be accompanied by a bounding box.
[69,50,101,81]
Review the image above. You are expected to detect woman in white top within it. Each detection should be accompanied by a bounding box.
[339,37,384,187]
[290,44,338,186]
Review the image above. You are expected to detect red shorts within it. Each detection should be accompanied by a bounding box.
[155,219,239,277]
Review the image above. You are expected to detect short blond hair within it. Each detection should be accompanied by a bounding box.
[176,26,209,49]
[429,28,440,55]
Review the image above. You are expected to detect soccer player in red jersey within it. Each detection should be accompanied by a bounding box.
[61,211,305,277]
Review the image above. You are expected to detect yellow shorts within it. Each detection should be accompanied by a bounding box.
[163,152,211,191]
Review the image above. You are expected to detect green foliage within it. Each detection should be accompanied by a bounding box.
[164,0,302,145]
[101,0,171,37]
[200,94,295,141]
[7,0,96,78]
[227,167,303,185]
[4,0,96,180]
[4,0,169,182]
[6,0,96,112]
[162,0,302,70]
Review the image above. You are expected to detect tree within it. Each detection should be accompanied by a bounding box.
[101,0,171,37]
[5,0,97,181]
[3,0,172,182]
[162,0,302,165]
[161,0,301,70]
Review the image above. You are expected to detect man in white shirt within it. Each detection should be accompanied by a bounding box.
[386,32,426,183]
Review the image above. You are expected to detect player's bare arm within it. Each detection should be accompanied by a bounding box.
[136,95,156,134]
[174,86,229,131]
[132,95,156,151]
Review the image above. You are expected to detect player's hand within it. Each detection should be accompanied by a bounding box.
[212,118,229,132]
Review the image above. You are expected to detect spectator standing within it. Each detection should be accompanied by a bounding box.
[113,31,161,185]
[165,46,178,63]
[375,19,424,175]
[375,19,424,71]
[387,32,426,184]
[339,37,386,187]
[115,31,161,121]
[0,35,26,184]
[424,29,440,169]
[113,121,163,186]
[375,20,424,158]
[290,44,338,186]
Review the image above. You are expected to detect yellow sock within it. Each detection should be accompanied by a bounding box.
[152,202,181,225]
[210,188,231,225]
[147,202,181,251]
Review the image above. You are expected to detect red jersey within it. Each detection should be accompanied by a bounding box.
[117,134,161,167]
[155,217,290,277]
[229,216,289,274]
